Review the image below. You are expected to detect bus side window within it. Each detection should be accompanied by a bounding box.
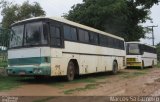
[99,35,106,46]
[50,25,62,47]
[64,25,78,41]
[90,32,98,45]
[78,29,89,43]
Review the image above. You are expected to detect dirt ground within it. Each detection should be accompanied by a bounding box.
[0,68,160,101]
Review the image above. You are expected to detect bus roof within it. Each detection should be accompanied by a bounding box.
[12,16,124,40]
[126,42,156,48]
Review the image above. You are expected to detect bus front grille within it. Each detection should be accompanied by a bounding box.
[127,58,136,62]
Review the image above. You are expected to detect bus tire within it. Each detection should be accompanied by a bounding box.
[112,61,118,74]
[141,61,144,69]
[34,76,45,80]
[66,61,75,81]
[152,60,154,68]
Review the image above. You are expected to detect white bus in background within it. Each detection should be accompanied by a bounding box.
[126,42,157,69]
[7,17,126,81]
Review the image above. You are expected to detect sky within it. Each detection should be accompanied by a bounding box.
[0,0,159,45]
[140,4,160,45]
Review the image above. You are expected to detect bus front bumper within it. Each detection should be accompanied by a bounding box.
[127,62,142,67]
[7,66,51,76]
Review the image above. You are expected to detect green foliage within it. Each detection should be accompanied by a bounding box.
[156,62,160,68]
[0,61,7,68]
[0,28,11,48]
[120,71,148,79]
[0,76,23,91]
[1,0,46,28]
[64,0,159,41]
[63,84,98,94]
[156,43,160,61]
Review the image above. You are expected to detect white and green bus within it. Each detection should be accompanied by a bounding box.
[126,42,157,69]
[7,17,126,81]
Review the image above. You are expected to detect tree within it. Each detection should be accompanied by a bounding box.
[64,0,159,41]
[0,28,11,48]
[156,43,160,61]
[1,1,46,28]
[0,0,46,48]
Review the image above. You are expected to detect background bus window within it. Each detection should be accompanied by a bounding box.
[128,44,140,54]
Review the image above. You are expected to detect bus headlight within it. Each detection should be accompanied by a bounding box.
[7,69,12,74]
[135,58,139,62]
[33,68,42,74]
[38,69,42,73]
[33,69,38,74]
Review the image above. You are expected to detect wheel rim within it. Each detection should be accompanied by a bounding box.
[69,69,74,79]
[67,63,75,81]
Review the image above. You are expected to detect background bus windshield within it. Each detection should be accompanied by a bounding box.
[127,43,140,55]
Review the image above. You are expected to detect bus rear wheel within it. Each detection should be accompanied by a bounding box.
[66,61,75,81]
[152,61,154,68]
[141,61,144,69]
[112,61,118,74]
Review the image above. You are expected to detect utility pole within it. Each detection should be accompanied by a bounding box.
[147,25,158,46]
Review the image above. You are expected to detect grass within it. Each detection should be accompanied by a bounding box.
[119,70,149,79]
[0,67,152,94]
[50,77,97,89]
[156,62,160,68]
[50,75,106,89]
[0,76,23,91]
[51,83,65,89]
[0,61,8,68]
[69,77,97,83]
[53,70,149,95]
[63,84,98,94]
[50,74,108,94]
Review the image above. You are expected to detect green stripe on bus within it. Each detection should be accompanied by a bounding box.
[8,57,51,65]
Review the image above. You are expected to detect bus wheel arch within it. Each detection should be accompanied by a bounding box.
[112,60,118,74]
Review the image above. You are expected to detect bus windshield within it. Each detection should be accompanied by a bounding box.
[10,25,24,48]
[10,22,48,48]
[127,43,140,55]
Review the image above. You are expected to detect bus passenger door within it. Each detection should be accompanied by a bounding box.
[49,22,64,75]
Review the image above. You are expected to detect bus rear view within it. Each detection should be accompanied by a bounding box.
[126,42,157,69]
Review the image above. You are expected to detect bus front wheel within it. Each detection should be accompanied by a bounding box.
[66,61,75,81]
[112,61,118,74]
